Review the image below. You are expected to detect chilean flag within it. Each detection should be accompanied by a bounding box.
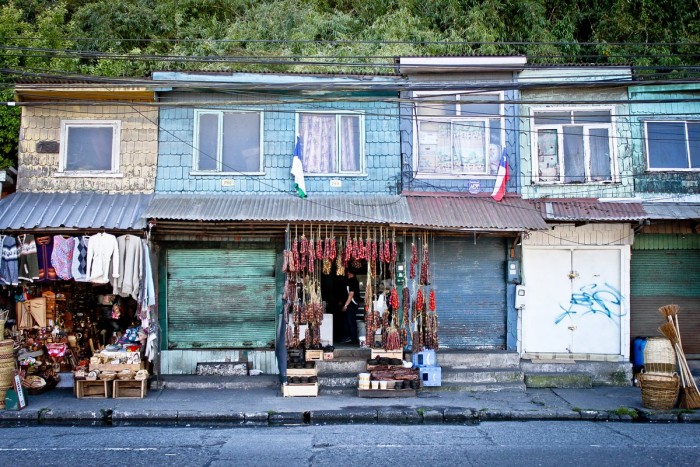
[491,148,509,202]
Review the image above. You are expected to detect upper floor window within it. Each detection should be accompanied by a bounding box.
[645,121,700,170]
[415,92,504,177]
[194,110,263,174]
[533,108,615,183]
[296,112,364,175]
[59,120,120,173]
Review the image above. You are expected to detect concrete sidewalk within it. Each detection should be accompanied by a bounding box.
[1,381,698,425]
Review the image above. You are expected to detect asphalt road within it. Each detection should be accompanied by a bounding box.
[1,422,698,466]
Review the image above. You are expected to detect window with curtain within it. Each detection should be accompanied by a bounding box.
[60,120,120,173]
[645,121,700,170]
[297,112,363,175]
[415,92,503,176]
[533,108,615,183]
[194,110,263,173]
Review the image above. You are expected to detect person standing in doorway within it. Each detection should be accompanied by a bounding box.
[339,268,360,345]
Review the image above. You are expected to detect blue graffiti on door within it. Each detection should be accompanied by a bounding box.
[554,282,623,325]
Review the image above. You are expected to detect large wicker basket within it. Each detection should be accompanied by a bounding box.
[643,337,676,373]
[639,371,679,411]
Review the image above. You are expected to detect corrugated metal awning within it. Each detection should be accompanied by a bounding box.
[643,202,700,220]
[533,199,646,222]
[405,193,548,231]
[0,192,152,230]
[144,194,412,225]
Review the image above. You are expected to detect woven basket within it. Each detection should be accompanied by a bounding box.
[0,388,6,409]
[99,371,116,381]
[639,371,679,411]
[643,337,676,373]
[0,360,15,370]
[0,339,13,349]
[117,369,134,381]
[0,368,14,388]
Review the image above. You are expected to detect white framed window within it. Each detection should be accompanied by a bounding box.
[532,107,616,183]
[59,120,120,174]
[645,121,700,171]
[414,91,505,177]
[193,110,264,174]
[295,111,364,175]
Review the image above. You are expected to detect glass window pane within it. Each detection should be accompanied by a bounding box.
[340,115,361,172]
[537,129,559,182]
[573,110,612,124]
[222,112,261,172]
[452,120,486,174]
[488,118,502,175]
[418,120,452,173]
[589,128,611,181]
[647,122,688,169]
[65,126,113,171]
[197,113,218,171]
[563,126,585,183]
[416,95,457,117]
[534,111,572,125]
[299,113,336,174]
[458,94,500,116]
[688,123,700,169]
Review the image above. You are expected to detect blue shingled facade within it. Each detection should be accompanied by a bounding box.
[155,92,401,196]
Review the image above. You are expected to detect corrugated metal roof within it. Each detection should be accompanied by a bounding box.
[405,194,548,231]
[642,202,700,220]
[0,192,152,230]
[144,194,411,224]
[533,199,646,222]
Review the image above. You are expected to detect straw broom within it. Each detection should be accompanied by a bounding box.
[658,305,700,409]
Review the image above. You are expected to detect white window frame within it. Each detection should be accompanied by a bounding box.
[294,110,366,176]
[644,120,700,171]
[191,109,265,175]
[57,120,121,177]
[531,106,619,184]
[413,90,505,179]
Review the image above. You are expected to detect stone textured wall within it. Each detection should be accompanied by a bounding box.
[18,104,158,193]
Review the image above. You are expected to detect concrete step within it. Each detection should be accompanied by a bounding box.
[521,360,633,387]
[316,357,368,375]
[332,348,371,358]
[524,372,593,389]
[154,374,279,390]
[441,369,524,384]
[427,382,527,393]
[318,374,359,388]
[436,351,520,369]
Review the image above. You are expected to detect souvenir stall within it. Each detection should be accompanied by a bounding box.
[279,225,440,397]
[0,231,157,404]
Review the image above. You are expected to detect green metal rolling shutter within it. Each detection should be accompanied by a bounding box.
[166,248,277,349]
[432,237,507,350]
[630,244,700,355]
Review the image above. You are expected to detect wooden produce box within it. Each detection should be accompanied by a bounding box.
[282,383,319,397]
[89,363,144,372]
[287,367,317,377]
[357,388,417,398]
[113,379,147,399]
[305,350,324,361]
[75,380,111,399]
[370,349,404,360]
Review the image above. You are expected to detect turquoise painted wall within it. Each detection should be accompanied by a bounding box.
[155,92,401,195]
[519,86,635,200]
[629,84,700,196]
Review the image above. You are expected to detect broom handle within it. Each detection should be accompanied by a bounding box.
[674,342,688,388]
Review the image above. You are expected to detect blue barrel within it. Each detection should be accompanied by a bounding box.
[632,337,647,368]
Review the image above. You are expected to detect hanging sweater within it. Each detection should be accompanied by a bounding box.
[17,234,39,282]
[51,235,75,280]
[35,235,57,281]
[71,236,90,282]
[112,234,142,299]
[0,235,19,286]
[86,232,119,284]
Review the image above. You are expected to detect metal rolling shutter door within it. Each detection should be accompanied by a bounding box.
[166,248,277,349]
[631,249,700,355]
[432,237,507,350]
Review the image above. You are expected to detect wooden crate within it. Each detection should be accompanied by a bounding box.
[75,380,111,399]
[113,379,147,399]
[370,349,404,360]
[89,363,143,372]
[287,366,317,377]
[305,350,323,361]
[282,383,318,397]
[323,352,334,360]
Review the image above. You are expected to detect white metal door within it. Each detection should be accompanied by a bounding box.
[522,248,622,354]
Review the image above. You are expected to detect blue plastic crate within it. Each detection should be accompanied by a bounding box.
[412,349,437,367]
[419,366,441,387]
